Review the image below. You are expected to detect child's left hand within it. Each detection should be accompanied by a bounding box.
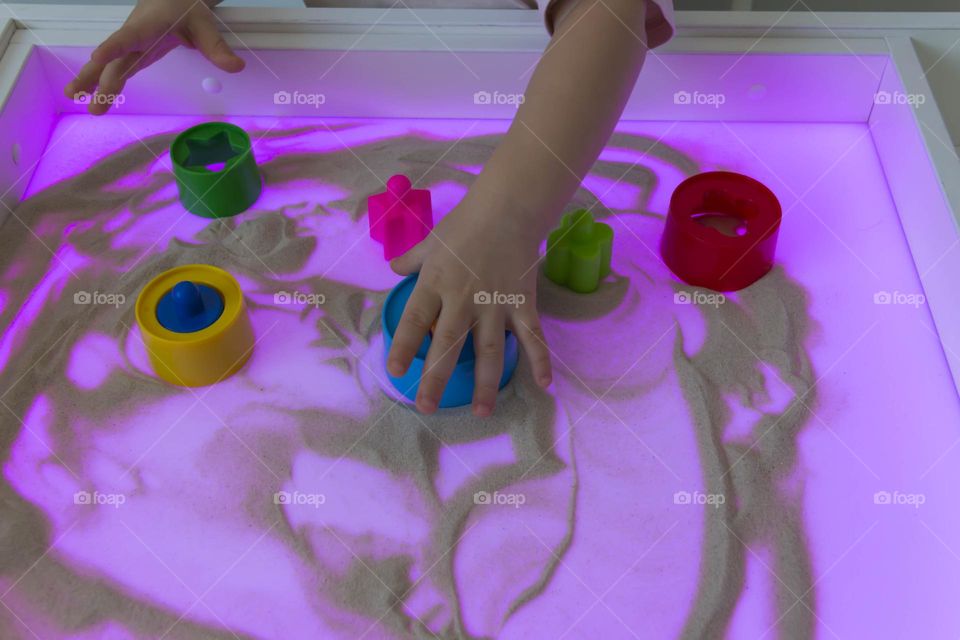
[387,191,553,417]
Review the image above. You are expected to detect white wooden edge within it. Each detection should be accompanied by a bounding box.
[4,5,960,33]
[875,35,960,394]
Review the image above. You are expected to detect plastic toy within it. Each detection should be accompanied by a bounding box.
[135,264,255,386]
[368,175,433,260]
[382,274,518,408]
[660,171,781,292]
[156,281,224,333]
[544,209,614,293]
[170,122,261,218]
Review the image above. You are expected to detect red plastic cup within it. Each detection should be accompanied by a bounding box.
[660,171,782,292]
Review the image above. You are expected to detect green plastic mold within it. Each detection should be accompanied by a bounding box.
[170,122,261,218]
[544,209,613,293]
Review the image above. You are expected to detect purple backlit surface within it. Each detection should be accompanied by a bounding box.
[1,114,959,639]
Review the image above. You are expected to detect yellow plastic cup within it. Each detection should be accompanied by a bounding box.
[135,265,254,386]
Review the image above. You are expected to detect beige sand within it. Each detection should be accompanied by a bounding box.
[0,117,815,639]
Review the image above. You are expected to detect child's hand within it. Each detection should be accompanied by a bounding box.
[382,0,649,416]
[387,191,553,417]
[64,0,243,115]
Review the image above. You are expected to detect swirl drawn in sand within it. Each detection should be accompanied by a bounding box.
[0,118,816,639]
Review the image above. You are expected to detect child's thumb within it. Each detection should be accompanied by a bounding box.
[389,240,428,276]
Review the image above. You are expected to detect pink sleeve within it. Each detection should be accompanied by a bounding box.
[542,0,675,50]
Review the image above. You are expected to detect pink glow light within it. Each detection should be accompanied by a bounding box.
[0,113,958,640]
[67,332,126,389]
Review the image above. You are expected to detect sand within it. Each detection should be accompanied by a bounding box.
[0,116,816,639]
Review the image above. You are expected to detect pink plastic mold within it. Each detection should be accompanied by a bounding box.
[367,174,433,261]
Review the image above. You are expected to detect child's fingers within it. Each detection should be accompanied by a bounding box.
[471,312,505,417]
[416,305,471,414]
[389,240,428,276]
[91,26,147,66]
[87,54,137,115]
[387,285,440,378]
[512,312,553,388]
[65,59,106,100]
[187,18,245,73]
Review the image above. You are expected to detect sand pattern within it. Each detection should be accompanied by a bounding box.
[0,118,815,639]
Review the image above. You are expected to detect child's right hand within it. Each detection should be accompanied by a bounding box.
[64,0,244,115]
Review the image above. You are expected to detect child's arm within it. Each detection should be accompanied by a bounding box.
[387,0,650,415]
[64,0,242,115]
[473,0,651,242]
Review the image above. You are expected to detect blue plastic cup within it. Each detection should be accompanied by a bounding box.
[382,274,519,408]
